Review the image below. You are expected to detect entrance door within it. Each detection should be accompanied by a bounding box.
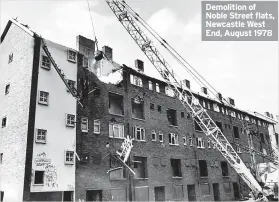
[233,182,240,200]
[86,190,102,201]
[187,185,196,201]
[154,186,165,201]
[213,183,220,201]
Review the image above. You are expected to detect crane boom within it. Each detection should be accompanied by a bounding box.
[105,0,263,197]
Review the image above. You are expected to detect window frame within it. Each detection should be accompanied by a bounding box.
[148,80,153,90]
[130,74,143,87]
[133,126,146,141]
[196,137,205,149]
[65,114,75,127]
[65,150,75,165]
[169,133,179,146]
[151,130,156,141]
[94,119,101,134]
[67,49,77,63]
[109,122,124,139]
[5,84,10,95]
[183,136,187,145]
[159,131,163,142]
[38,91,49,105]
[81,117,88,132]
[33,170,45,185]
[35,129,47,144]
[155,83,160,93]
[41,55,51,70]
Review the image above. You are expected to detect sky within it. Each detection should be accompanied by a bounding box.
[0,0,278,116]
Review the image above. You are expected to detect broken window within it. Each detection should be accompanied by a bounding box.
[156,83,160,93]
[1,117,6,128]
[41,55,51,69]
[157,105,162,112]
[86,190,102,201]
[159,131,163,142]
[130,74,143,87]
[260,133,265,143]
[223,182,231,193]
[150,103,155,110]
[199,160,208,177]
[200,184,210,196]
[165,86,175,97]
[132,98,144,119]
[5,84,10,95]
[63,191,73,202]
[81,117,88,132]
[194,119,202,132]
[109,123,124,139]
[132,126,145,141]
[134,156,148,178]
[167,108,177,126]
[148,81,153,90]
[109,158,126,180]
[221,161,229,176]
[196,138,205,148]
[94,120,101,134]
[171,159,182,177]
[233,126,240,139]
[109,93,124,115]
[169,133,179,145]
[36,129,47,143]
[65,151,74,165]
[68,49,77,63]
[8,53,13,64]
[34,171,44,185]
[173,185,184,200]
[215,121,223,132]
[151,130,156,141]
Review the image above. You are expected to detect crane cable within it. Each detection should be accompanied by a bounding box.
[86,0,99,51]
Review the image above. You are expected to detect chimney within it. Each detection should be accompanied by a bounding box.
[265,112,270,117]
[102,45,113,60]
[183,79,190,89]
[227,97,235,106]
[217,93,222,102]
[76,35,95,55]
[135,59,144,72]
[201,87,208,95]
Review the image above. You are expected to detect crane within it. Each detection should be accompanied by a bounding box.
[104,0,268,200]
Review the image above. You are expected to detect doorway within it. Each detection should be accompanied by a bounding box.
[154,186,165,201]
[86,190,102,201]
[213,183,220,201]
[187,185,196,201]
[233,182,240,200]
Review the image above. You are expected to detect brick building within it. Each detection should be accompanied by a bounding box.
[0,19,276,202]
[75,37,275,201]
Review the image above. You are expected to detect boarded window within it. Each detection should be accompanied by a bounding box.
[109,93,124,115]
[167,109,177,126]
[221,161,229,176]
[109,158,126,180]
[223,182,231,193]
[110,189,126,201]
[200,184,210,196]
[132,99,144,119]
[173,185,184,200]
[199,160,208,177]
[233,126,240,139]
[135,186,149,201]
[134,156,148,178]
[171,159,182,177]
[86,190,102,201]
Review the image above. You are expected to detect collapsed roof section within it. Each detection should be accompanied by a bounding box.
[99,68,123,85]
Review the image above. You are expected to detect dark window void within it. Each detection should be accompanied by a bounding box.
[187,185,196,201]
[1,117,6,128]
[109,93,124,115]
[221,161,229,176]
[34,171,44,184]
[134,156,148,178]
[158,105,162,112]
[194,119,202,132]
[0,191,4,202]
[86,190,102,201]
[181,112,185,118]
[5,84,10,95]
[199,160,208,177]
[110,158,127,179]
[233,126,240,139]
[171,159,182,177]
[63,191,73,201]
[132,99,144,119]
[150,103,155,110]
[167,109,177,126]
[260,133,265,143]
[93,88,100,97]
[215,121,223,132]
[275,133,278,145]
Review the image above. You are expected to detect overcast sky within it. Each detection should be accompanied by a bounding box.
[1,0,278,116]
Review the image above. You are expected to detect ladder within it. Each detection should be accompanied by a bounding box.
[105,0,264,197]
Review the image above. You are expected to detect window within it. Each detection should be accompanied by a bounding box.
[196,138,205,148]
[2,117,6,128]
[159,131,163,142]
[169,133,179,145]
[207,102,211,110]
[109,123,124,139]
[63,191,74,201]
[236,145,242,153]
[167,108,177,126]
[41,55,51,69]
[157,105,162,112]
[65,151,74,164]
[207,140,211,148]
[183,137,187,145]
[260,133,265,143]
[215,121,223,132]
[110,158,126,180]
[165,86,175,97]
[213,103,220,112]
[223,183,231,193]
[181,112,184,118]
[221,161,229,176]
[156,83,160,93]
[173,185,184,200]
[66,114,75,127]
[5,84,10,95]
[94,120,101,134]
[81,118,88,132]
[130,74,143,87]
[132,126,145,141]
[151,130,156,141]
[8,53,13,63]
[83,56,88,68]
[132,98,144,119]
[67,80,75,92]
[38,91,49,105]
[187,113,191,119]
[36,129,47,143]
[150,103,155,110]
[34,171,44,185]
[0,153,3,164]
[134,156,148,178]
[200,184,210,196]
[194,119,202,132]
[171,159,182,177]
[189,136,193,146]
[233,126,240,139]
[148,81,153,90]
[68,50,77,63]
[199,160,208,177]
[109,93,124,115]
[262,148,267,155]
[228,124,231,130]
